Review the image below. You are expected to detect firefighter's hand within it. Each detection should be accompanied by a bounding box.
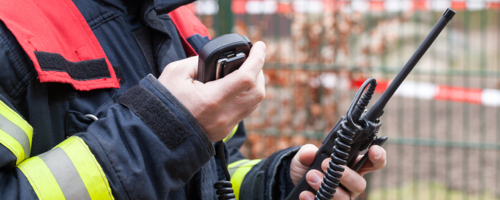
[158,42,266,142]
[290,144,387,200]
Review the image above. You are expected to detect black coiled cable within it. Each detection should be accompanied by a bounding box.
[214,141,236,200]
[214,180,235,200]
[351,82,377,124]
[315,78,377,200]
[315,121,355,200]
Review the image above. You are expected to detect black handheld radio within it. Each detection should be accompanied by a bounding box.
[286,8,455,200]
[197,33,252,83]
[197,33,253,200]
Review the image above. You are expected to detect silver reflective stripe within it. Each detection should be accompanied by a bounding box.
[38,147,91,200]
[228,160,251,177]
[0,113,30,159]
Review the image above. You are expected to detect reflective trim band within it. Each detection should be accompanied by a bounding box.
[229,159,261,200]
[39,148,91,200]
[17,156,66,199]
[228,159,250,177]
[223,124,239,143]
[18,137,114,200]
[57,137,113,199]
[0,129,24,164]
[0,101,33,164]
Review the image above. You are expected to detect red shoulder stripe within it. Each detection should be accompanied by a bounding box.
[0,0,119,91]
[169,5,211,57]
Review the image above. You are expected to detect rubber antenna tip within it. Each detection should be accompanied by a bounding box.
[443,8,456,20]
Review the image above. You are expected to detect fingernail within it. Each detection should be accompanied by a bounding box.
[256,41,266,53]
[302,194,313,200]
[322,159,329,170]
[374,146,381,159]
[310,173,321,184]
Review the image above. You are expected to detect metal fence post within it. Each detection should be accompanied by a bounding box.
[215,0,233,35]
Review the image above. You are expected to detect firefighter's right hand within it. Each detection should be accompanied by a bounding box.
[290,144,387,200]
[158,41,266,142]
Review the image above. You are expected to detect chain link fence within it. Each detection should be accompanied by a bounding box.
[194,1,500,199]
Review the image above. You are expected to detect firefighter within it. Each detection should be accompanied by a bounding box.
[0,0,386,199]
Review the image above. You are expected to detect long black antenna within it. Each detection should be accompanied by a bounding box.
[364,8,456,122]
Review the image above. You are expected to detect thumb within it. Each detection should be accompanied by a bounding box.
[209,41,266,98]
[290,144,318,185]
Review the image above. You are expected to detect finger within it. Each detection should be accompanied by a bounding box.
[338,166,366,197]
[233,41,266,80]
[333,188,353,200]
[215,72,265,134]
[299,191,315,200]
[319,159,365,198]
[305,169,324,191]
[253,70,265,94]
[299,186,352,200]
[211,41,266,97]
[185,56,200,80]
[298,144,319,166]
[159,56,199,86]
[167,56,199,78]
[357,145,387,176]
[238,70,266,105]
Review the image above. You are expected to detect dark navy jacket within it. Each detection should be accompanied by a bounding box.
[0,0,299,199]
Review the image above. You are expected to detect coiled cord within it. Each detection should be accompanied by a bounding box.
[214,141,236,200]
[344,78,377,130]
[315,79,377,200]
[214,180,236,200]
[315,121,355,200]
[351,82,377,124]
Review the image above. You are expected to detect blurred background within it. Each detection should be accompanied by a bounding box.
[191,0,500,199]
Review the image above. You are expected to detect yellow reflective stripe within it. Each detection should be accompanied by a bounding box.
[228,159,251,177]
[230,159,261,200]
[0,100,33,146]
[223,124,239,143]
[0,129,25,165]
[56,137,114,200]
[17,136,113,200]
[0,100,33,164]
[228,159,250,168]
[38,147,91,200]
[17,156,66,200]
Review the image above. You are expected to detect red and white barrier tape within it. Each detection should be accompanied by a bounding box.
[191,0,500,15]
[350,79,500,107]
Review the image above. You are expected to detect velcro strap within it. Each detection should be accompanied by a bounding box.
[0,0,119,91]
[228,159,262,200]
[0,100,33,165]
[17,136,114,200]
[118,85,192,151]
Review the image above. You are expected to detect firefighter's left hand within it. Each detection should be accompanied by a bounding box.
[290,144,387,200]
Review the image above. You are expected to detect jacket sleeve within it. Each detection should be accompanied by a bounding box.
[0,73,216,200]
[80,74,217,199]
[0,94,38,199]
[224,122,301,200]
